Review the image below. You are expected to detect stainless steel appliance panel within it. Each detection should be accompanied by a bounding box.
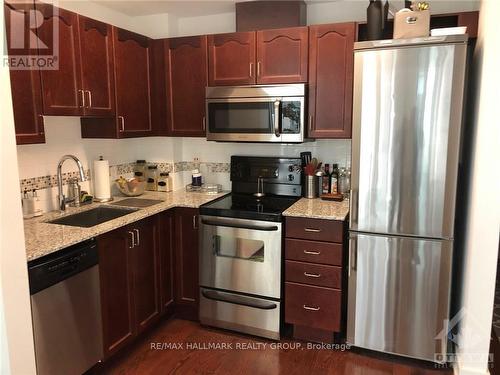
[347,233,453,362]
[350,40,467,239]
[31,265,103,375]
[200,288,280,340]
[199,215,282,299]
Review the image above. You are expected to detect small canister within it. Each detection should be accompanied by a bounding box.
[303,175,318,199]
[146,165,158,191]
[134,160,147,182]
[158,172,173,192]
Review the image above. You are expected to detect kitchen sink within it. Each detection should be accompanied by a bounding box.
[110,198,163,208]
[48,206,138,228]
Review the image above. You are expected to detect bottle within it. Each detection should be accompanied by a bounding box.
[330,164,339,194]
[134,160,147,182]
[146,165,158,191]
[321,164,330,194]
[367,0,383,40]
[192,169,202,187]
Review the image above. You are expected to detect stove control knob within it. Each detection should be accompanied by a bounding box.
[288,165,294,172]
[288,174,294,181]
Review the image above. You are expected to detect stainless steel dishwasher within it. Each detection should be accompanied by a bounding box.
[28,239,103,375]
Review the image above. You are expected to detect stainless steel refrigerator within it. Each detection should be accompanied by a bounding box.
[347,35,468,363]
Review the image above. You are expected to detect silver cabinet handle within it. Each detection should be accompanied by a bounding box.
[308,115,313,132]
[257,61,261,77]
[303,305,320,311]
[78,89,85,108]
[304,227,321,233]
[133,229,140,246]
[303,250,321,255]
[193,215,198,230]
[118,116,125,132]
[273,99,281,137]
[304,272,321,278]
[86,90,92,108]
[202,116,206,131]
[128,231,135,248]
[249,62,254,78]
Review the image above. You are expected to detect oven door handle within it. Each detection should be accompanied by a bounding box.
[201,289,278,310]
[201,219,279,232]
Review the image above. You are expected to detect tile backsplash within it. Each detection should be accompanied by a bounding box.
[16,116,351,213]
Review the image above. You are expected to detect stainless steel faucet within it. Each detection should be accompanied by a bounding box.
[57,155,86,211]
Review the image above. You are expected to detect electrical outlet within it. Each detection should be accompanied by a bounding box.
[193,157,200,163]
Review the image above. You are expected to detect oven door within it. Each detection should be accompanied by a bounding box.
[206,97,304,143]
[199,215,282,299]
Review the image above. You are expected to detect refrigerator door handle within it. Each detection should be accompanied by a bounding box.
[350,189,358,226]
[349,234,358,277]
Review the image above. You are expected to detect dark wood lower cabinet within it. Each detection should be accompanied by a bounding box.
[174,208,200,320]
[98,209,198,359]
[98,214,163,358]
[98,225,135,357]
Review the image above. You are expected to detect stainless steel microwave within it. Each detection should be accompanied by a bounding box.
[205,84,306,143]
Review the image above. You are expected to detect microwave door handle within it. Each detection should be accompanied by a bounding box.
[273,100,281,137]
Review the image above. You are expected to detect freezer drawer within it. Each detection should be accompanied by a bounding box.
[347,232,453,362]
[350,40,467,239]
[199,288,280,340]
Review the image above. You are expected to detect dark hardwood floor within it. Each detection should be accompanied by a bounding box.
[95,319,452,375]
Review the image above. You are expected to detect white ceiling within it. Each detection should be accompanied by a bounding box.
[91,0,334,18]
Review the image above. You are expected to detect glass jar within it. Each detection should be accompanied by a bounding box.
[134,160,147,182]
[146,165,158,191]
[158,172,173,192]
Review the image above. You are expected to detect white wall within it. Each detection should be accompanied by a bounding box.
[0,4,37,373]
[454,1,500,374]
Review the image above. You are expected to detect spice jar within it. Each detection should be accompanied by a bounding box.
[158,172,173,192]
[134,160,147,182]
[146,165,158,191]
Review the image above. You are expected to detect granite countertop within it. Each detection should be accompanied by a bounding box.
[283,197,350,221]
[24,190,228,262]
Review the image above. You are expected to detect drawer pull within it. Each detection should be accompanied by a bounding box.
[303,305,320,311]
[303,250,321,255]
[304,272,321,278]
[304,228,321,233]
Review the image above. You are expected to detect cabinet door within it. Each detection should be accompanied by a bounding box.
[36,4,83,116]
[131,216,160,334]
[113,28,153,137]
[98,227,135,358]
[256,27,308,84]
[308,23,355,139]
[159,210,175,313]
[4,1,45,144]
[78,16,115,117]
[174,208,200,320]
[165,36,207,136]
[208,31,256,86]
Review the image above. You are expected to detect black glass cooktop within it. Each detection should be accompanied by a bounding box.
[200,193,300,222]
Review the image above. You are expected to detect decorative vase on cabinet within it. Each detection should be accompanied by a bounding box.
[367,0,384,40]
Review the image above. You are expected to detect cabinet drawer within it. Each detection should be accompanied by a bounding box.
[286,217,343,242]
[285,282,341,332]
[285,238,342,266]
[285,260,341,289]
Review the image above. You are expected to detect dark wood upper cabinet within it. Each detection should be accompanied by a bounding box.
[113,28,153,137]
[98,227,135,358]
[78,16,115,116]
[208,31,256,86]
[308,23,355,139]
[4,1,45,144]
[164,36,208,137]
[36,3,83,116]
[174,208,200,320]
[256,26,308,84]
[131,216,160,334]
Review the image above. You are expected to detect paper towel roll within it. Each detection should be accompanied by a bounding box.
[93,158,111,200]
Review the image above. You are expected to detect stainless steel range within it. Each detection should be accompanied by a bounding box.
[199,156,302,339]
